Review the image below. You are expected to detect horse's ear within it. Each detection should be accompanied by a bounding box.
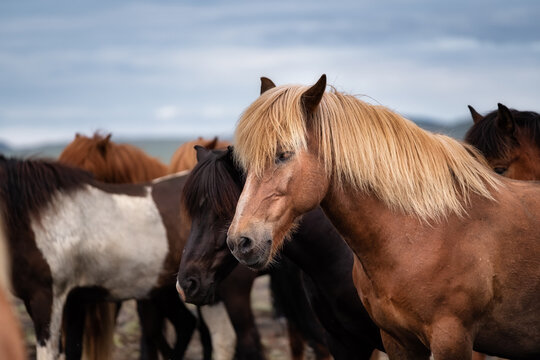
[467,105,484,124]
[496,103,515,135]
[75,132,81,138]
[194,145,210,162]
[260,77,276,95]
[301,74,326,115]
[97,134,112,157]
[207,137,218,150]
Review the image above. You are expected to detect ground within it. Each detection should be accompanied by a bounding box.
[15,276,320,360]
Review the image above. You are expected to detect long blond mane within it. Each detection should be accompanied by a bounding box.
[234,84,501,221]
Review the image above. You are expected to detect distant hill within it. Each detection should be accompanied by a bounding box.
[411,117,472,140]
[2,119,472,161]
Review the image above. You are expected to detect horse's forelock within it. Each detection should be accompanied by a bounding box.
[182,151,243,220]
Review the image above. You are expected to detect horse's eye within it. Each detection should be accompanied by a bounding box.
[275,151,294,164]
[493,167,507,175]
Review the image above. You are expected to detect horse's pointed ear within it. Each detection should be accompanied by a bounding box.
[194,145,210,163]
[75,132,81,138]
[97,134,112,157]
[207,137,218,150]
[301,74,326,115]
[468,105,484,124]
[496,103,515,135]
[260,77,276,95]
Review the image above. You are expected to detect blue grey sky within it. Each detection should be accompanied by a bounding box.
[1,0,539,147]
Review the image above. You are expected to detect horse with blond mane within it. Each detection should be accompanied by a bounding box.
[226,75,540,359]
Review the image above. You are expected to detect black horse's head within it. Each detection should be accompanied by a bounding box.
[177,146,244,304]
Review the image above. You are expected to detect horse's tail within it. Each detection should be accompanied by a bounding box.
[270,257,331,360]
[81,301,116,360]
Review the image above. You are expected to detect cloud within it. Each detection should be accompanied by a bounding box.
[1,0,539,146]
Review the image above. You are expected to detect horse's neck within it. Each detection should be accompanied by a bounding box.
[319,185,437,278]
[283,208,353,280]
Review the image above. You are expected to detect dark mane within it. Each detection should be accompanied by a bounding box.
[182,148,243,220]
[465,108,540,158]
[0,156,93,227]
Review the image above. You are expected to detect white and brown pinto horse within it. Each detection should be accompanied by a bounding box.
[227,75,540,359]
[0,155,229,359]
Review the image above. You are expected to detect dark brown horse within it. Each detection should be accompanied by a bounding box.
[465,104,540,180]
[177,146,383,359]
[227,75,540,359]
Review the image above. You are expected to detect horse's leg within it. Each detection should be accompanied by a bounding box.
[219,267,264,360]
[430,318,473,360]
[28,290,67,360]
[161,294,197,358]
[197,306,213,360]
[62,290,85,360]
[380,330,430,360]
[200,302,237,360]
[286,321,305,360]
[137,299,170,360]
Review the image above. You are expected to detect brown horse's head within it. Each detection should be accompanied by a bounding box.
[227,76,330,269]
[169,137,231,173]
[465,104,540,180]
[59,132,168,183]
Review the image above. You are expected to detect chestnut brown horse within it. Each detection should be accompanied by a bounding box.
[169,136,231,173]
[465,104,540,180]
[177,145,383,359]
[227,75,540,359]
[0,216,26,360]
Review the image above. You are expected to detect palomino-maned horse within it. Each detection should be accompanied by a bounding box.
[177,145,384,359]
[169,136,231,173]
[59,132,207,360]
[0,214,26,360]
[0,155,230,360]
[226,75,540,359]
[465,104,540,180]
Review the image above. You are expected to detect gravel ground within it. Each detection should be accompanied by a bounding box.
[12,275,504,360]
[14,276,322,360]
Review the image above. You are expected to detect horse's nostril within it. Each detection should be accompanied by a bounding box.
[182,277,200,297]
[239,236,252,251]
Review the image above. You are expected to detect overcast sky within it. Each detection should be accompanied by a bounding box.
[1,0,539,147]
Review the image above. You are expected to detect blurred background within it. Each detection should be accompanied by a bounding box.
[1,0,540,159]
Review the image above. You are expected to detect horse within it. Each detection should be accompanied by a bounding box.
[465,104,540,180]
[59,132,168,182]
[226,75,540,359]
[169,136,231,173]
[176,145,384,359]
[0,214,26,360]
[59,132,205,360]
[168,134,330,360]
[59,133,271,360]
[0,155,243,360]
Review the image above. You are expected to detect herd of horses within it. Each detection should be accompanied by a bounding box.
[0,75,539,360]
